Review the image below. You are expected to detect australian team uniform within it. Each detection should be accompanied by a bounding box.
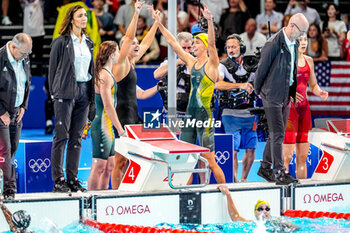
[91,68,117,159]
[180,62,215,152]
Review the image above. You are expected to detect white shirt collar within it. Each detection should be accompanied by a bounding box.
[71,33,86,43]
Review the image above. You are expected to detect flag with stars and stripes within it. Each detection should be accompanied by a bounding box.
[307,61,350,116]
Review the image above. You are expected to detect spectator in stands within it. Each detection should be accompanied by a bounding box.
[0,33,32,200]
[240,19,266,56]
[321,3,347,61]
[284,0,320,26]
[187,2,200,31]
[20,0,45,76]
[220,0,250,39]
[1,0,12,25]
[256,0,283,38]
[91,0,117,42]
[136,16,160,64]
[307,23,328,61]
[201,0,228,25]
[157,0,188,61]
[343,34,350,62]
[347,30,350,40]
[283,34,328,179]
[156,0,188,33]
[282,14,292,28]
[106,0,120,17]
[49,5,95,193]
[114,0,153,39]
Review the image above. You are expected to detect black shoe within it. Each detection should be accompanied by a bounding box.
[53,178,71,192]
[257,166,276,182]
[275,171,299,185]
[3,189,15,200]
[67,178,87,192]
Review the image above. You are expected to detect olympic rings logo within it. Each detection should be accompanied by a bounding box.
[28,158,51,173]
[215,151,230,165]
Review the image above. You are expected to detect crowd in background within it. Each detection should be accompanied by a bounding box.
[1,0,350,64]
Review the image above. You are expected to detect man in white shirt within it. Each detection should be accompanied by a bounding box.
[240,19,266,56]
[256,0,283,38]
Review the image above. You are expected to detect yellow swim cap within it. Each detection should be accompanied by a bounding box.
[254,199,270,214]
[194,33,208,48]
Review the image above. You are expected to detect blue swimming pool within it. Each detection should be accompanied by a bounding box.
[157,216,350,233]
[5,216,348,233]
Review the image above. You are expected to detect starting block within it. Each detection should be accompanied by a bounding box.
[115,124,210,192]
[309,119,350,181]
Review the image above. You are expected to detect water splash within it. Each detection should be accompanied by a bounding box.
[38,218,63,233]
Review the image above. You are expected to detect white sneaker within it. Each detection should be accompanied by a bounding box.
[2,16,12,25]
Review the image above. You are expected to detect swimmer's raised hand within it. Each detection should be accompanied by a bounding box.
[201,3,212,21]
[134,0,144,14]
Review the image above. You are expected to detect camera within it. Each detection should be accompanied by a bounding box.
[248,107,269,142]
[243,46,262,73]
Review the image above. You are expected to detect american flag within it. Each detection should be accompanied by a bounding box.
[308,61,350,116]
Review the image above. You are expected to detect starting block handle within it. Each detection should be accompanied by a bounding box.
[168,156,209,189]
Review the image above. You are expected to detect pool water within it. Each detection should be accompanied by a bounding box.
[157,217,350,233]
[3,217,350,232]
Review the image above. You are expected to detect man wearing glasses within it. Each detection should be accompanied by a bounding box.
[0,33,32,200]
[254,13,309,185]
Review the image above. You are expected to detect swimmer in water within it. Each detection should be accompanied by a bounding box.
[218,185,299,231]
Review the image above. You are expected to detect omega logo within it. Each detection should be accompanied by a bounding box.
[303,193,344,204]
[105,204,151,216]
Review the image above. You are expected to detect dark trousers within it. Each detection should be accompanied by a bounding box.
[51,82,90,181]
[261,98,290,172]
[0,108,22,192]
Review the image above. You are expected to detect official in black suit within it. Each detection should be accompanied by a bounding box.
[254,13,309,185]
[0,33,32,200]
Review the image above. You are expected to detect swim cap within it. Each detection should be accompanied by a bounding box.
[195,33,208,48]
[254,199,270,214]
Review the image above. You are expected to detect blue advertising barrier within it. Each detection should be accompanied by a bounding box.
[15,140,53,193]
[211,134,234,183]
[14,136,93,193]
[287,143,322,179]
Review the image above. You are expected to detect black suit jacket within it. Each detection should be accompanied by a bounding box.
[0,44,31,116]
[254,29,299,104]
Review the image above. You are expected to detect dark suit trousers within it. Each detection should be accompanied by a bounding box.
[51,82,90,181]
[0,108,22,192]
[261,98,291,172]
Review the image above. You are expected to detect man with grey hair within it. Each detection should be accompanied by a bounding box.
[154,31,193,114]
[254,13,309,185]
[0,33,32,200]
